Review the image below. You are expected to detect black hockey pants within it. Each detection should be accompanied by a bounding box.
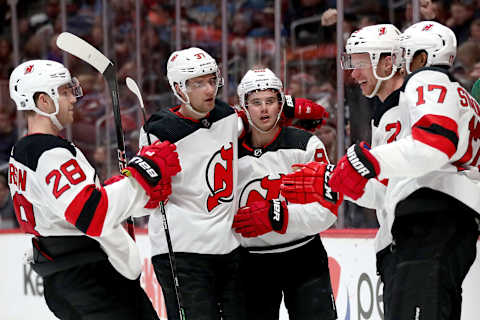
[242,235,337,320]
[152,246,246,320]
[377,189,479,320]
[43,260,158,320]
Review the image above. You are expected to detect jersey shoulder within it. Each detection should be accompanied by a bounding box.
[276,126,313,151]
[12,134,77,171]
[402,66,455,90]
[145,99,235,143]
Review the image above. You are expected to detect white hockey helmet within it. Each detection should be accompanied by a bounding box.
[9,59,82,130]
[400,21,457,74]
[341,24,402,98]
[237,68,285,133]
[167,47,224,117]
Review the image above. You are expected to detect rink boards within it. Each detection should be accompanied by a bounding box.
[0,229,479,320]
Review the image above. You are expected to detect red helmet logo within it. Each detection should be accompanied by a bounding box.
[379,27,386,36]
[24,65,34,74]
[422,24,434,31]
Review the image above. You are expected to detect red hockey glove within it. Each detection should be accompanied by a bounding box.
[281,162,342,215]
[233,199,288,237]
[284,95,329,120]
[329,142,380,200]
[123,141,181,204]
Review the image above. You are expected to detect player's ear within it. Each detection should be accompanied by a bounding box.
[379,55,393,75]
[419,51,428,68]
[174,83,188,101]
[35,92,49,110]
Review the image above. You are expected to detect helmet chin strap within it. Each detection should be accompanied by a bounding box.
[33,99,64,130]
[50,114,64,131]
[184,101,209,118]
[366,79,382,98]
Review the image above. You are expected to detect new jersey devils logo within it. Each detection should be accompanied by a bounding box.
[206,142,234,212]
[422,24,433,31]
[239,175,284,207]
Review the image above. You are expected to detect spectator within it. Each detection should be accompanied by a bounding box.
[126,130,140,160]
[447,1,474,45]
[315,120,337,163]
[0,106,17,166]
[0,173,17,229]
[470,61,480,79]
[469,18,480,41]
[0,38,13,80]
[431,0,449,24]
[92,145,108,182]
[284,0,330,46]
[454,40,480,89]
[248,7,275,38]
[287,72,316,98]
[45,0,61,22]
[46,33,63,62]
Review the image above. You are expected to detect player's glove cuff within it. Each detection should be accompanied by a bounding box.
[268,199,289,234]
[123,155,165,202]
[329,142,380,200]
[346,142,379,179]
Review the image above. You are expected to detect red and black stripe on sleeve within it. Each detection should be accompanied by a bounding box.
[412,114,458,158]
[65,185,108,236]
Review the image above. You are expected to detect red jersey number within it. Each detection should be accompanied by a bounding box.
[385,121,402,143]
[46,159,86,198]
[416,84,447,106]
[13,193,40,236]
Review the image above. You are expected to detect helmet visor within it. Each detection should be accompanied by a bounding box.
[58,77,83,99]
[341,53,372,70]
[186,75,223,91]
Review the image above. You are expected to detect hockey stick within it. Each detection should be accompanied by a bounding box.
[126,77,187,320]
[56,32,135,239]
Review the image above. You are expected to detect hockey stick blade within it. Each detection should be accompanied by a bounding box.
[57,32,127,170]
[56,32,111,74]
[126,77,145,111]
[126,77,151,145]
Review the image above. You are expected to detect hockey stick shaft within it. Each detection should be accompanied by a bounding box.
[126,77,186,320]
[57,32,135,239]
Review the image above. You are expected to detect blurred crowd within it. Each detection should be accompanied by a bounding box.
[1,0,480,229]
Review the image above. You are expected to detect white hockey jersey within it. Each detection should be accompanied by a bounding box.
[353,89,410,252]
[139,101,243,256]
[8,134,153,279]
[237,127,337,253]
[370,67,480,223]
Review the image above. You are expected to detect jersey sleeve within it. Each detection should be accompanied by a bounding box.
[37,148,151,237]
[285,135,337,233]
[350,178,386,210]
[371,71,458,179]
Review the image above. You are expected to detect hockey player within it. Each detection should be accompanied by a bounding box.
[140,47,328,320]
[232,67,341,320]
[283,22,480,320]
[8,59,181,320]
[283,23,405,302]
